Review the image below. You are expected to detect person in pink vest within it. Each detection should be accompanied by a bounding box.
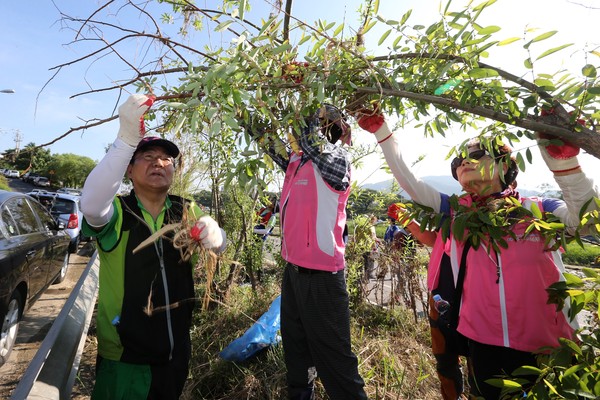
[248,104,368,399]
[354,104,599,399]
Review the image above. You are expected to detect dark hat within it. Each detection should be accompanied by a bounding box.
[133,136,180,158]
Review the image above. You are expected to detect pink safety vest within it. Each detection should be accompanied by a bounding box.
[450,196,577,352]
[279,153,350,271]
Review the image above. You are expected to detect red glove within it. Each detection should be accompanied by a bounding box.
[538,108,581,159]
[537,108,584,173]
[355,103,385,133]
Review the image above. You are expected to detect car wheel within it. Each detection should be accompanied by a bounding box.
[53,253,70,284]
[0,291,23,368]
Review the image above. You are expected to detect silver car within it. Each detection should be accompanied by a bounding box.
[27,192,87,253]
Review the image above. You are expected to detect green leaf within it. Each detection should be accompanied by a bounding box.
[362,19,377,35]
[167,102,188,110]
[473,0,497,12]
[476,25,501,35]
[238,0,246,20]
[498,37,520,46]
[515,153,526,175]
[272,43,292,55]
[512,365,542,376]
[582,64,597,78]
[467,68,499,79]
[536,43,573,61]
[223,114,240,130]
[298,34,311,46]
[485,378,522,389]
[215,20,234,32]
[534,78,555,89]
[531,30,557,43]
[378,28,392,46]
[317,81,325,103]
[373,0,380,14]
[524,58,533,69]
[400,10,412,25]
[587,86,600,95]
[523,95,537,107]
[333,23,344,37]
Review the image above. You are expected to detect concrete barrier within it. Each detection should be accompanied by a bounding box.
[11,251,99,400]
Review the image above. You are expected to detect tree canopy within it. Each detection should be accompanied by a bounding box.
[50,0,599,174]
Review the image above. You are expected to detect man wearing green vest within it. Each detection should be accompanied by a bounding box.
[80,94,227,400]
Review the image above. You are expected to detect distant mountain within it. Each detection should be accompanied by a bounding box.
[362,175,542,198]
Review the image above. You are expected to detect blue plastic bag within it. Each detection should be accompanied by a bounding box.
[219,295,281,362]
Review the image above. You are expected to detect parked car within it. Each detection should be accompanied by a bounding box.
[26,189,49,196]
[28,192,86,253]
[5,170,19,178]
[56,187,82,196]
[33,177,51,187]
[21,172,40,183]
[0,190,70,368]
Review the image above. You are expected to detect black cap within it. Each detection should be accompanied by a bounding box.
[133,136,180,158]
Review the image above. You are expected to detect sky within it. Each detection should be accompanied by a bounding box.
[1,0,598,191]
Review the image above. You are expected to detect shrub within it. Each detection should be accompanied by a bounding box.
[562,241,600,266]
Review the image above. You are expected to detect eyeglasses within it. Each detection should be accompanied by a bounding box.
[136,153,175,165]
[450,149,489,179]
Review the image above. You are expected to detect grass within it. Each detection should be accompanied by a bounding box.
[183,263,441,399]
[562,240,600,266]
[0,176,11,191]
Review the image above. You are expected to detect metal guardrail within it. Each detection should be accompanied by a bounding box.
[11,251,99,400]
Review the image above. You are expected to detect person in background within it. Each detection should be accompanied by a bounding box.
[355,104,598,399]
[80,94,227,400]
[384,203,415,256]
[251,198,279,282]
[247,104,368,400]
[356,214,380,280]
[253,198,278,241]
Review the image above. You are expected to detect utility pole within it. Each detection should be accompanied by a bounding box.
[14,130,22,156]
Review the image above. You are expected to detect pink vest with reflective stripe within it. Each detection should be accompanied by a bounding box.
[279,153,349,271]
[453,196,576,352]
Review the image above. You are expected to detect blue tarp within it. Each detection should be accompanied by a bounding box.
[219,295,281,362]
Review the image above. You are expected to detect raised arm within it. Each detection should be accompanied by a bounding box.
[355,107,445,212]
[80,94,155,228]
[536,114,599,235]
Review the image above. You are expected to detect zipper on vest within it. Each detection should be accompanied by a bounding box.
[154,238,175,360]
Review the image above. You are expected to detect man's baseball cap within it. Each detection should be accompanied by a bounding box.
[133,136,180,159]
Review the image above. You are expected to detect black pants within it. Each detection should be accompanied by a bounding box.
[468,340,537,399]
[281,263,368,400]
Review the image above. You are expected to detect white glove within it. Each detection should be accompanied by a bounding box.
[190,216,227,252]
[117,94,155,147]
